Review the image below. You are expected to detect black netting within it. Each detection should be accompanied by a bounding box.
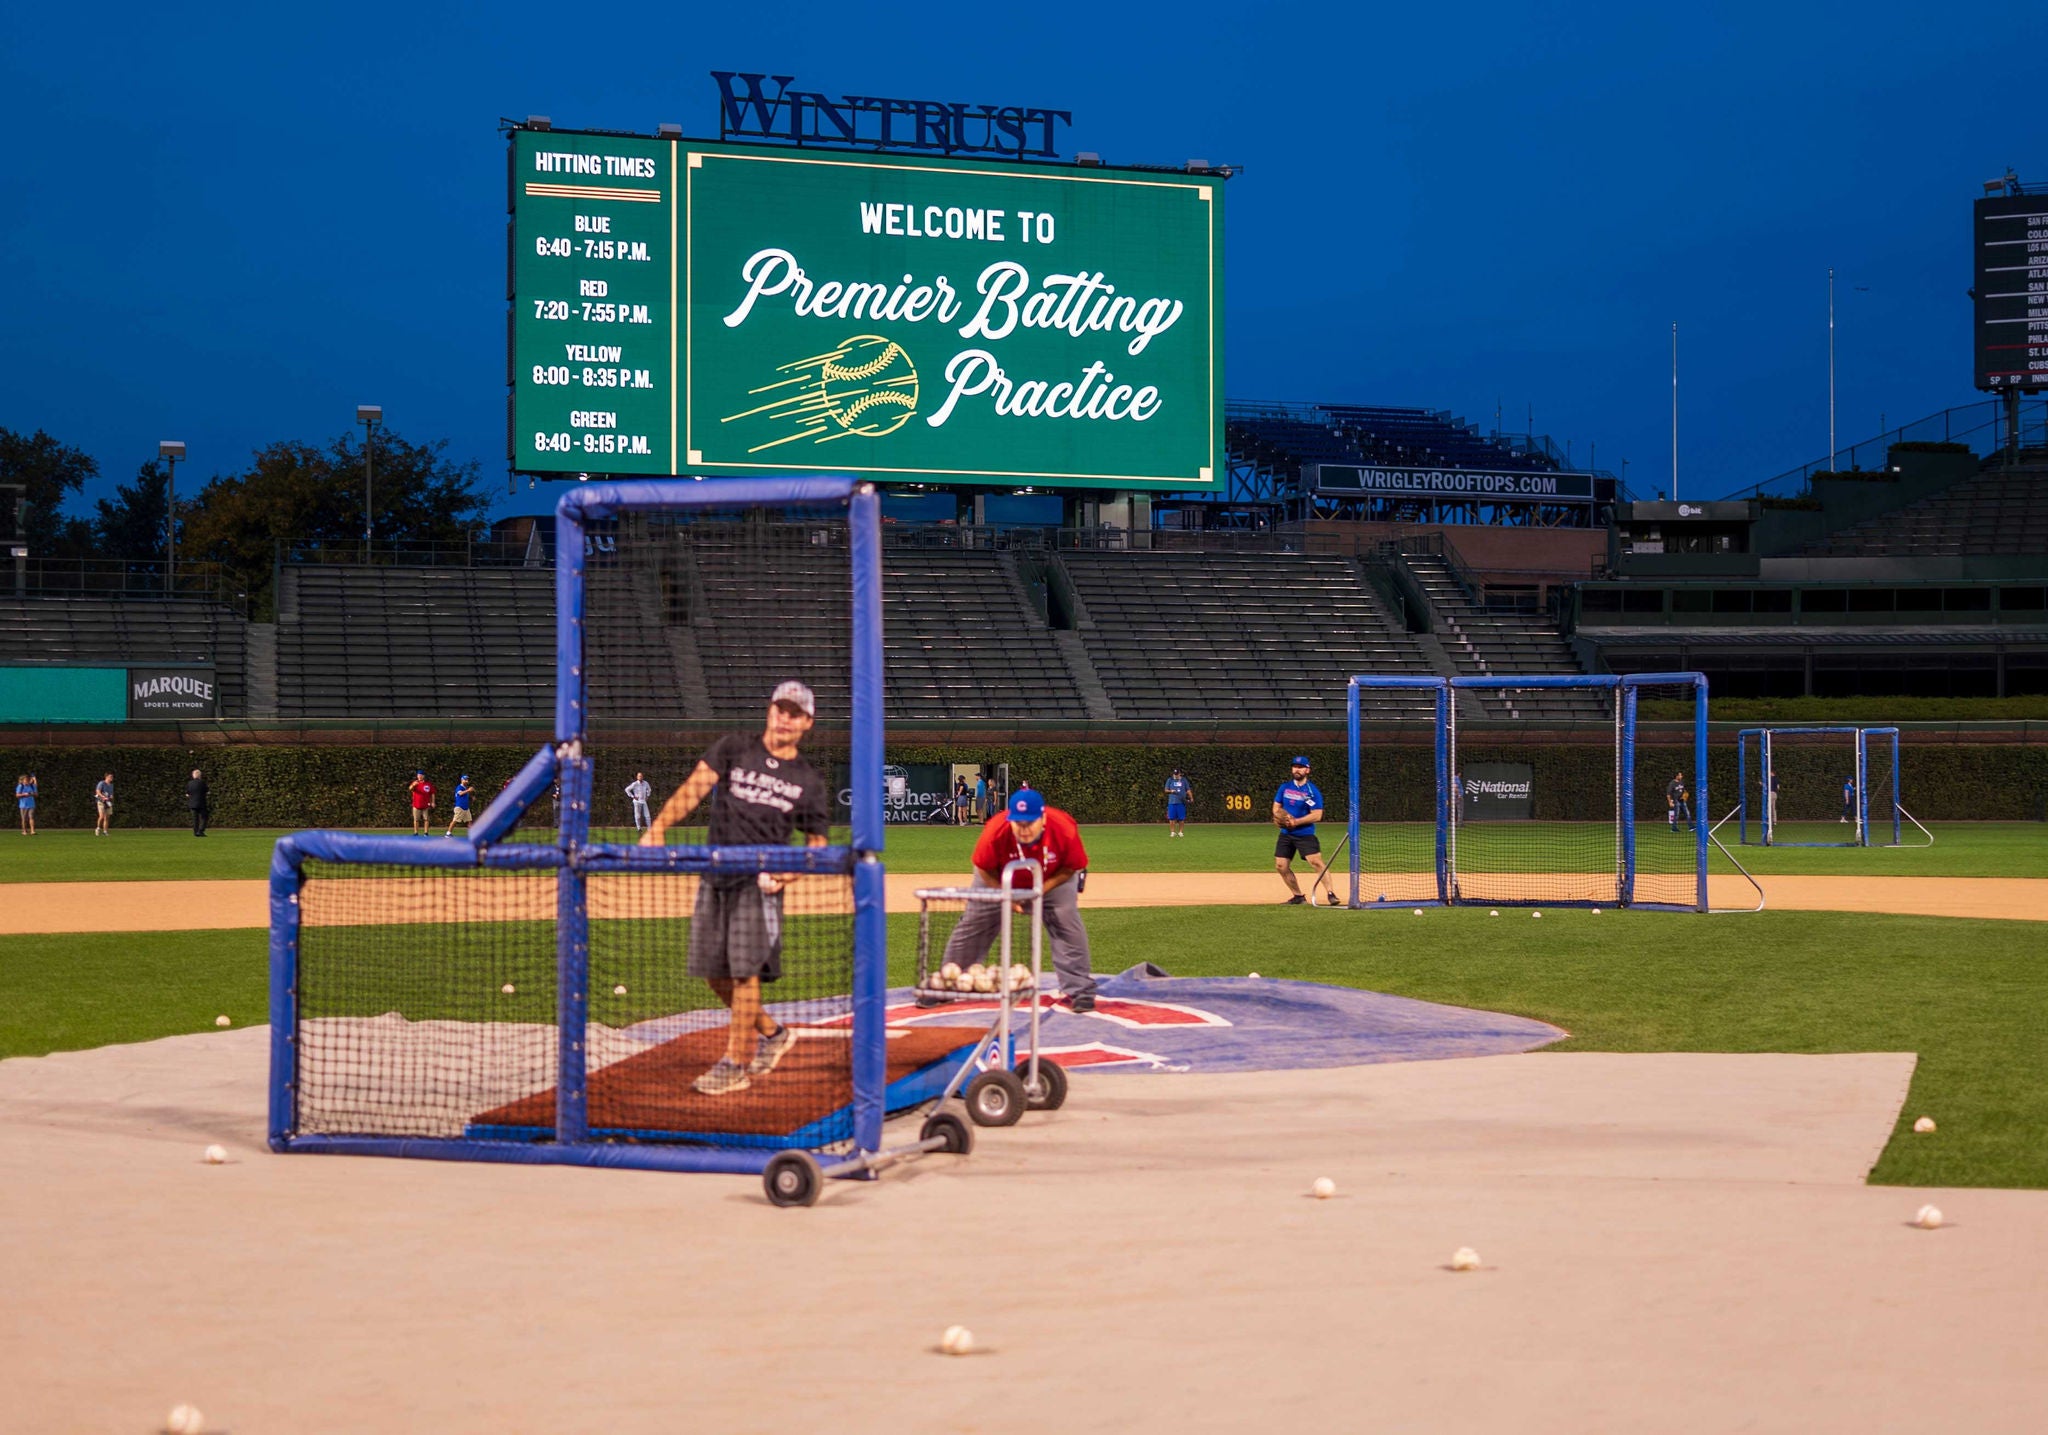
[1449,688,1621,907]
[573,862,857,1150]
[1626,681,1703,907]
[1745,728,1862,847]
[1349,711,1442,905]
[295,861,559,1137]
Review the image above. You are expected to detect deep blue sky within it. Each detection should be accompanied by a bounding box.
[5,2,2042,519]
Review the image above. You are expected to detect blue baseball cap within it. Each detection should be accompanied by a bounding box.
[1008,789,1045,821]
[1290,756,1312,768]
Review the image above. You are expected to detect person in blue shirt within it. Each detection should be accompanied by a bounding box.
[1840,775,1857,825]
[973,773,989,822]
[94,773,114,836]
[15,773,35,837]
[445,774,475,837]
[1163,768,1193,838]
[1272,756,1329,904]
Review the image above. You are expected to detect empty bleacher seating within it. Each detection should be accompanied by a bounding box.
[1807,464,2048,557]
[1395,553,1600,720]
[1054,552,1434,720]
[0,597,247,715]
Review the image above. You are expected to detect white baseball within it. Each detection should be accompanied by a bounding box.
[941,962,962,982]
[940,1324,974,1355]
[1913,1116,1936,1133]
[1532,911,1543,919]
[1247,971,1260,979]
[1591,908,1601,914]
[1914,1204,1944,1229]
[501,983,515,995]
[613,984,628,995]
[1450,1247,1481,1271]
[1413,908,1424,916]
[1489,910,1499,917]
[203,1145,227,1165]
[955,972,977,992]
[757,871,779,894]
[167,1403,205,1434]
[1311,1177,1336,1199]
[973,967,997,994]
[214,1015,231,1028]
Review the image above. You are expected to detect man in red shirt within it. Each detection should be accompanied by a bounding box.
[943,788,1096,1011]
[408,770,436,835]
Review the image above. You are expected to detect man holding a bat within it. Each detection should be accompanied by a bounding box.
[1273,756,1331,905]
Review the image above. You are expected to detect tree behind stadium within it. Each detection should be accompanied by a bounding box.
[180,428,489,617]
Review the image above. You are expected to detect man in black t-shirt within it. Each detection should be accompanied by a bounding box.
[640,680,832,1096]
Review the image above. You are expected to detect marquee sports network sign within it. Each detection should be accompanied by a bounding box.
[509,128,1225,490]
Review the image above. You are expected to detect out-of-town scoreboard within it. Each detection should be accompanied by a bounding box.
[508,126,1225,490]
[1974,191,2048,393]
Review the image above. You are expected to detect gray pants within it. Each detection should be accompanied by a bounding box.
[941,876,1095,999]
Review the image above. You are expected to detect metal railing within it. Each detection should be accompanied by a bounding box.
[1733,397,2048,503]
[7,557,234,606]
[279,537,537,568]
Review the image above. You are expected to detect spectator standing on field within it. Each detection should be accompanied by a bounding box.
[626,772,653,831]
[408,770,436,835]
[1163,768,1193,838]
[1841,775,1857,824]
[94,772,114,836]
[445,775,475,837]
[973,772,989,821]
[186,768,210,837]
[1666,772,1691,831]
[953,776,971,825]
[15,773,34,836]
[1272,756,1330,905]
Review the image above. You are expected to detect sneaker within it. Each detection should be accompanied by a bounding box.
[1067,992,1096,1014]
[691,1058,751,1096]
[1286,894,1307,905]
[746,1023,797,1077]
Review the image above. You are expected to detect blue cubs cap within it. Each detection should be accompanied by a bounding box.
[1008,789,1045,821]
[1290,756,1312,768]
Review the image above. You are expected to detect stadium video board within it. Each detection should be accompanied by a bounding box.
[509,129,1225,489]
[1974,193,2048,392]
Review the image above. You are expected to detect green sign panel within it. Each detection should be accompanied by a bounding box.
[509,131,1224,490]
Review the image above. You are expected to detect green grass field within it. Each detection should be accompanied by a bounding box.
[6,820,2047,881]
[2,904,2043,1189]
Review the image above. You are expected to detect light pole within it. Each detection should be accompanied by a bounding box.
[158,441,185,593]
[357,405,383,553]
[1828,268,1836,473]
[1670,323,1679,501]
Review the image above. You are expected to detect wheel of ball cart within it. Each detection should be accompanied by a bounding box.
[763,1150,824,1208]
[963,1068,1027,1127]
[920,1107,975,1155]
[1017,1056,1068,1111]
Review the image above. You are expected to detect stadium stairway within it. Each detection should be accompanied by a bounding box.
[1394,552,1600,720]
[1053,551,1436,721]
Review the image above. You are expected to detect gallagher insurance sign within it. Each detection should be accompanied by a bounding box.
[509,128,1225,490]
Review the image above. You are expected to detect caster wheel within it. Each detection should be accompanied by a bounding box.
[763,1150,823,1208]
[920,1108,974,1155]
[1017,1057,1068,1111]
[963,1069,1027,1127]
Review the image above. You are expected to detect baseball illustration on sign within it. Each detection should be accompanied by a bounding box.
[727,335,921,452]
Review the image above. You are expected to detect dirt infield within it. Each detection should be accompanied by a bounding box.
[5,1031,2047,1433]
[3,871,2043,934]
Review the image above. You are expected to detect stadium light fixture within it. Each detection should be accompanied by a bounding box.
[657,123,683,139]
[357,406,382,551]
[527,115,552,131]
[1076,152,1103,166]
[1984,180,2005,195]
[158,441,185,592]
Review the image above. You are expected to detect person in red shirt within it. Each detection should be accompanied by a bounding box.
[943,788,1096,1011]
[408,770,436,835]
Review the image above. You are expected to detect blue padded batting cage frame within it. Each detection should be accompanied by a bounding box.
[1344,672,1711,912]
[268,476,892,1177]
[1736,725,1904,848]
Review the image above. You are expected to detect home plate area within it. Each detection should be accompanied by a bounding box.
[868,964,1566,1073]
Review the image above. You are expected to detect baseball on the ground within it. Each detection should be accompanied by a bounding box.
[214,1015,231,1028]
[1489,910,1499,917]
[1450,1247,1482,1270]
[166,1403,205,1433]
[203,1145,226,1164]
[500,983,515,994]
[1248,971,1260,979]
[1413,908,1424,916]
[1532,911,1544,919]
[1914,1205,1944,1229]
[1913,1116,1936,1133]
[941,962,962,981]
[1311,1176,1336,1199]
[614,985,628,995]
[940,1324,974,1355]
